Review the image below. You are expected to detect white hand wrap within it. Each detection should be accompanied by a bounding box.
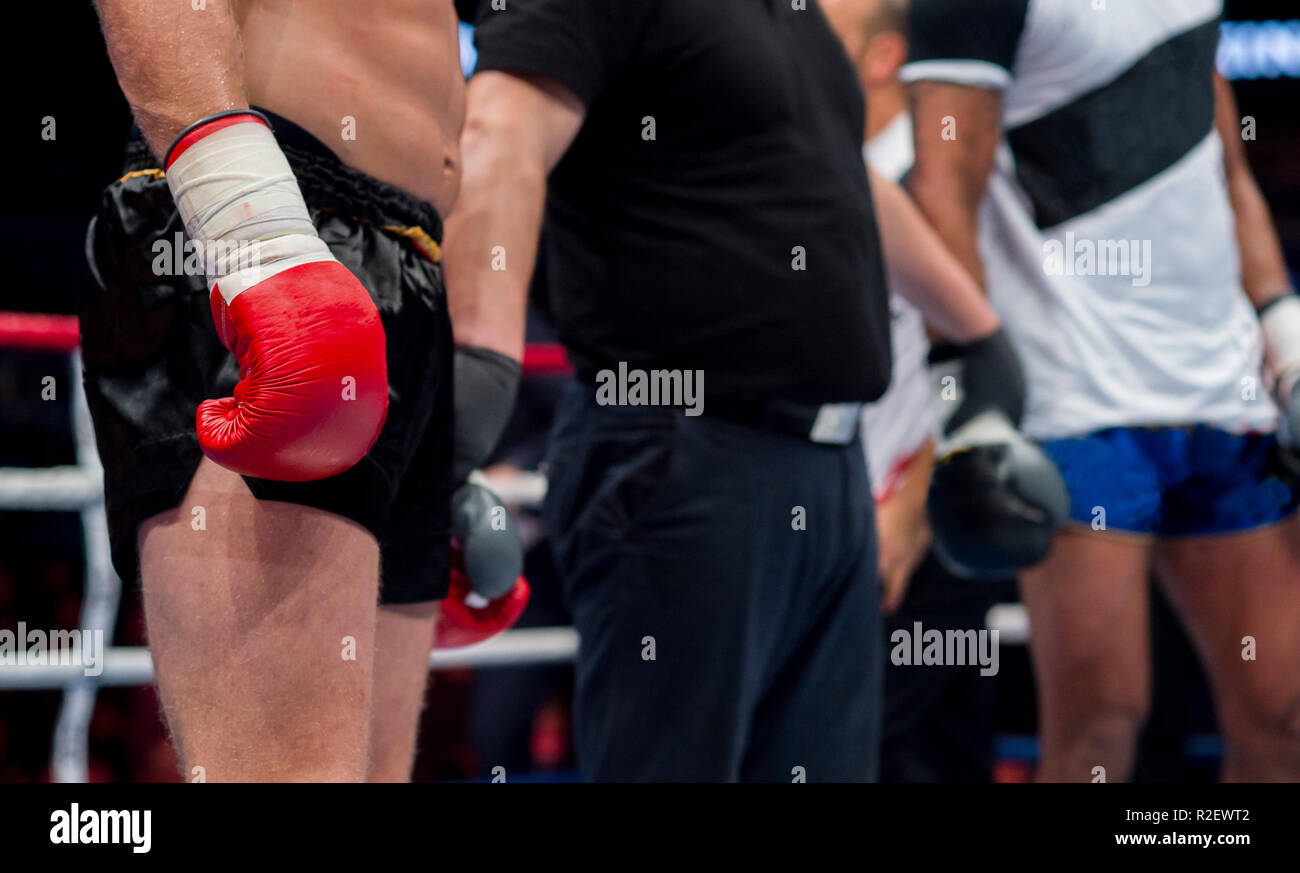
[1261,294,1300,403]
[165,115,332,303]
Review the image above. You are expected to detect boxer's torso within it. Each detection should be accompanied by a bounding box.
[234,0,465,216]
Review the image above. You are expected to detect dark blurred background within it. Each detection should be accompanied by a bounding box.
[0,0,1297,781]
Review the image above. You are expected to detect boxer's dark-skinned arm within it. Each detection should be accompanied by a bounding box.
[905,80,1003,300]
[1214,72,1295,309]
[93,0,248,161]
[905,80,1025,431]
[868,165,1000,343]
[443,71,585,363]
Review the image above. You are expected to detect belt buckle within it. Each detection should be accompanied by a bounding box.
[808,403,862,445]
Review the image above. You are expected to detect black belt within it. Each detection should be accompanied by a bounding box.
[571,367,863,445]
[703,395,863,445]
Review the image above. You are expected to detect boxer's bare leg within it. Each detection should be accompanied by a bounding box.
[367,602,439,782]
[1018,529,1154,782]
[139,458,379,782]
[1155,515,1300,781]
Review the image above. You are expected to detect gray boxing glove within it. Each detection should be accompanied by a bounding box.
[452,345,520,485]
[451,479,524,602]
[927,411,1070,579]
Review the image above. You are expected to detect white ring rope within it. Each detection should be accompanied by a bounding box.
[478,469,548,507]
[0,466,102,511]
[0,627,582,689]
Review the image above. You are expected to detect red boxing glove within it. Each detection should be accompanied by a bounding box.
[434,543,530,650]
[197,261,387,481]
[166,111,387,481]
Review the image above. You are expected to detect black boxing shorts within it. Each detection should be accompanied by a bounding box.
[80,109,452,604]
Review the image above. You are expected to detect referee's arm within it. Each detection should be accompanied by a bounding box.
[443,71,585,361]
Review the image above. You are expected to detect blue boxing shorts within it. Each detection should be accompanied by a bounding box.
[1040,426,1300,537]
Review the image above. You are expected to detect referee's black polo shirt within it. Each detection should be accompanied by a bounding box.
[472,0,892,405]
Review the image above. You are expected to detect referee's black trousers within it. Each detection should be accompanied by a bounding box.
[543,381,882,781]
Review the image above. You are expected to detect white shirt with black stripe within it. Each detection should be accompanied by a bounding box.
[902,0,1277,440]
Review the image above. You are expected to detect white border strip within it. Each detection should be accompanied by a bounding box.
[899,59,1012,90]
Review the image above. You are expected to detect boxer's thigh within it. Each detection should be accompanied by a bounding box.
[138,457,379,781]
[368,600,439,782]
[1017,529,1154,783]
[1024,427,1159,723]
[1156,515,1300,731]
[1018,530,1153,743]
[1153,431,1300,744]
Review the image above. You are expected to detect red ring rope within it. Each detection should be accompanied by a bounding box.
[0,312,574,376]
[0,312,80,353]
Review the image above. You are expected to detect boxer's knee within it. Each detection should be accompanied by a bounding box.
[1221,682,1300,755]
[1041,701,1148,781]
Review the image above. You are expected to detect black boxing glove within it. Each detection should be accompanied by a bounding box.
[926,327,1068,579]
[928,326,1025,435]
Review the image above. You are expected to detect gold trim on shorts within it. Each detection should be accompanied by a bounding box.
[380,223,442,264]
[117,168,165,184]
[110,168,442,265]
